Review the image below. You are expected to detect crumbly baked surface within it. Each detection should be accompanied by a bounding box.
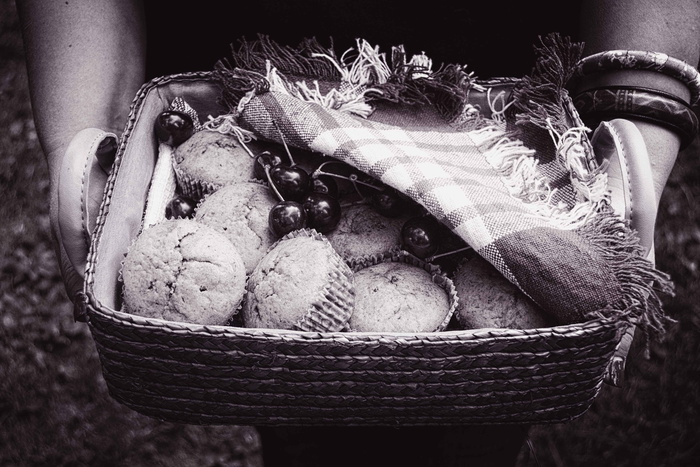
[243,233,354,331]
[452,256,553,330]
[194,182,277,274]
[325,203,407,259]
[348,261,450,333]
[121,219,246,325]
[173,130,258,188]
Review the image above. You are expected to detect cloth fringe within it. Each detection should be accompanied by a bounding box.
[213,34,675,345]
[214,36,477,121]
[473,106,674,344]
[577,210,675,346]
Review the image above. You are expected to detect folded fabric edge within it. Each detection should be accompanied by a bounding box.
[211,33,676,345]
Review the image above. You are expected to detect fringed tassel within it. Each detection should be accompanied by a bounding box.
[224,35,343,81]
[509,33,585,159]
[214,66,269,117]
[215,36,480,122]
[511,33,584,132]
[577,210,675,350]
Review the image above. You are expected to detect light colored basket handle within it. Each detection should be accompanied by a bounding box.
[57,128,117,317]
[592,118,657,386]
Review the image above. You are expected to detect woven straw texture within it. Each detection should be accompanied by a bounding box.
[85,72,628,426]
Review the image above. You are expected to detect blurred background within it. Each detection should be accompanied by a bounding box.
[1,0,699,465]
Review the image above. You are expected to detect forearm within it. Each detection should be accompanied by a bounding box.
[16,0,146,176]
[578,0,700,203]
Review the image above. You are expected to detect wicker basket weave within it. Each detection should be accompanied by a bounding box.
[84,72,628,426]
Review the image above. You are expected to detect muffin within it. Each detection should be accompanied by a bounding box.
[325,202,408,260]
[173,130,272,199]
[194,181,278,274]
[347,254,457,333]
[452,255,553,330]
[120,219,247,325]
[243,229,355,332]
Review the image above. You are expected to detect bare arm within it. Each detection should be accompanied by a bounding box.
[16,0,146,176]
[16,0,147,302]
[578,0,700,203]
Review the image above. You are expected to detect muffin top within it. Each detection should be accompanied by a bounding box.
[348,260,454,333]
[325,202,408,259]
[172,130,262,194]
[243,231,355,332]
[194,181,278,274]
[120,219,247,325]
[452,256,553,330]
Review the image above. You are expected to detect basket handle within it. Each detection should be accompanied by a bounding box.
[592,118,657,386]
[57,128,117,320]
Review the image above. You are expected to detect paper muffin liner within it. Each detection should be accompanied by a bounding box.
[344,250,459,333]
[173,165,225,200]
[254,228,356,333]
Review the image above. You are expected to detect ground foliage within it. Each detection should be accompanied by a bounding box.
[1,1,698,465]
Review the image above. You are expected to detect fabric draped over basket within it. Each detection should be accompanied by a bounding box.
[213,33,673,342]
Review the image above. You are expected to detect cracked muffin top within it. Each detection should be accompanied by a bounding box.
[120,219,246,325]
[194,181,278,274]
[172,129,267,199]
[325,202,408,260]
[347,259,454,333]
[242,230,355,332]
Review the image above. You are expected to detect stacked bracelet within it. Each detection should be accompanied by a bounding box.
[573,86,699,149]
[570,50,700,106]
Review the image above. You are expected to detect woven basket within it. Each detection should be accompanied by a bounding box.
[84,72,629,426]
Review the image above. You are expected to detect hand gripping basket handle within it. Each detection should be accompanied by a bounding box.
[593,118,657,386]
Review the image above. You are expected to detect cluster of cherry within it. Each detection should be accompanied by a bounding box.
[155,109,472,266]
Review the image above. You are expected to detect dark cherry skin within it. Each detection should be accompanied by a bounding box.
[154,110,195,146]
[370,188,405,218]
[302,192,342,233]
[400,215,441,259]
[310,175,339,199]
[269,200,308,237]
[254,151,287,181]
[165,195,197,219]
[269,165,311,202]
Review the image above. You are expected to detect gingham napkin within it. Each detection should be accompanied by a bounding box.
[215,35,673,334]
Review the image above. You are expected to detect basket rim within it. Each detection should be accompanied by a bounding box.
[85,292,625,343]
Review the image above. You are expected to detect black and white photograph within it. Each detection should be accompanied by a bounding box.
[2,1,699,465]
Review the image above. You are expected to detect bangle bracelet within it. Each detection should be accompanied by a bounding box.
[572,86,699,149]
[570,50,700,106]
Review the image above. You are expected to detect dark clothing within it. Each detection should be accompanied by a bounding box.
[257,425,530,467]
[143,0,583,80]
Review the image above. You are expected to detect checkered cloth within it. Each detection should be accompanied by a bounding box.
[215,34,673,333]
[235,90,671,328]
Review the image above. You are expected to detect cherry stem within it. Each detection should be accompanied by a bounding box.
[275,125,297,166]
[238,139,256,159]
[313,161,382,190]
[425,245,473,262]
[264,164,285,202]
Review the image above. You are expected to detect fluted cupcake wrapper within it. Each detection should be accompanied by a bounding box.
[173,165,224,200]
[268,228,355,333]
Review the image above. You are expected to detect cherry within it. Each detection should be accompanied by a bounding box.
[269,200,307,237]
[370,187,405,218]
[269,164,311,202]
[400,215,441,259]
[302,192,342,233]
[311,174,339,199]
[253,150,286,181]
[155,110,195,146]
[165,195,196,219]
